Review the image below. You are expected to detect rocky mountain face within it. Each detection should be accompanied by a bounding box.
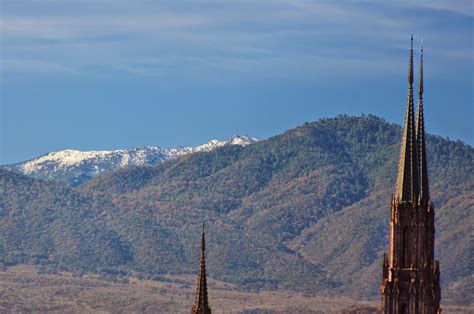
[4,135,257,186]
[0,116,472,305]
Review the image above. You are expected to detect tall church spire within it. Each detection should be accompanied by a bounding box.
[416,42,430,204]
[395,35,419,203]
[191,222,211,314]
[381,37,441,314]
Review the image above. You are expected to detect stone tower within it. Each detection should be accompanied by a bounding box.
[380,37,441,313]
[191,222,211,314]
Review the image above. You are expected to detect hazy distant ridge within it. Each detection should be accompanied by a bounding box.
[4,135,257,186]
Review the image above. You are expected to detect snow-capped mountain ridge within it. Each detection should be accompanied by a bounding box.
[6,135,258,186]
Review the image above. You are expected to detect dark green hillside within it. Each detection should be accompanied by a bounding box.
[81,115,473,303]
[1,115,472,305]
[0,169,131,272]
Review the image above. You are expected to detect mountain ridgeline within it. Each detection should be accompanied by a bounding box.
[4,136,257,187]
[0,115,472,304]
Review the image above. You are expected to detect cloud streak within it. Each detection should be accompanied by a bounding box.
[1,0,472,81]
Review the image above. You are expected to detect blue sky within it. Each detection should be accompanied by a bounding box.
[1,0,472,164]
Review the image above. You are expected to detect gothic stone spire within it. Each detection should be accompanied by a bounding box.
[416,42,430,204]
[191,222,211,314]
[395,35,419,203]
[381,37,441,314]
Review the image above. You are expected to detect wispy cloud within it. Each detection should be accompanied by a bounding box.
[1,59,81,75]
[398,0,473,17]
[1,0,472,80]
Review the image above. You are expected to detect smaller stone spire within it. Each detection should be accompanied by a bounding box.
[191,221,211,314]
[416,41,430,204]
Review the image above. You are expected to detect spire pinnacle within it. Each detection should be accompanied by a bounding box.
[418,41,423,96]
[416,42,430,204]
[408,35,414,85]
[192,221,211,314]
[395,36,419,203]
[201,221,205,253]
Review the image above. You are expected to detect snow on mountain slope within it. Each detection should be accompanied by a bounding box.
[5,135,258,186]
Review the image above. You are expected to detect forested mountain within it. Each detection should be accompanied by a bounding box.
[0,169,132,272]
[1,115,472,305]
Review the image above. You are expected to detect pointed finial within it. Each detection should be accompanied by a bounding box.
[419,40,424,96]
[408,35,414,85]
[201,220,206,253]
